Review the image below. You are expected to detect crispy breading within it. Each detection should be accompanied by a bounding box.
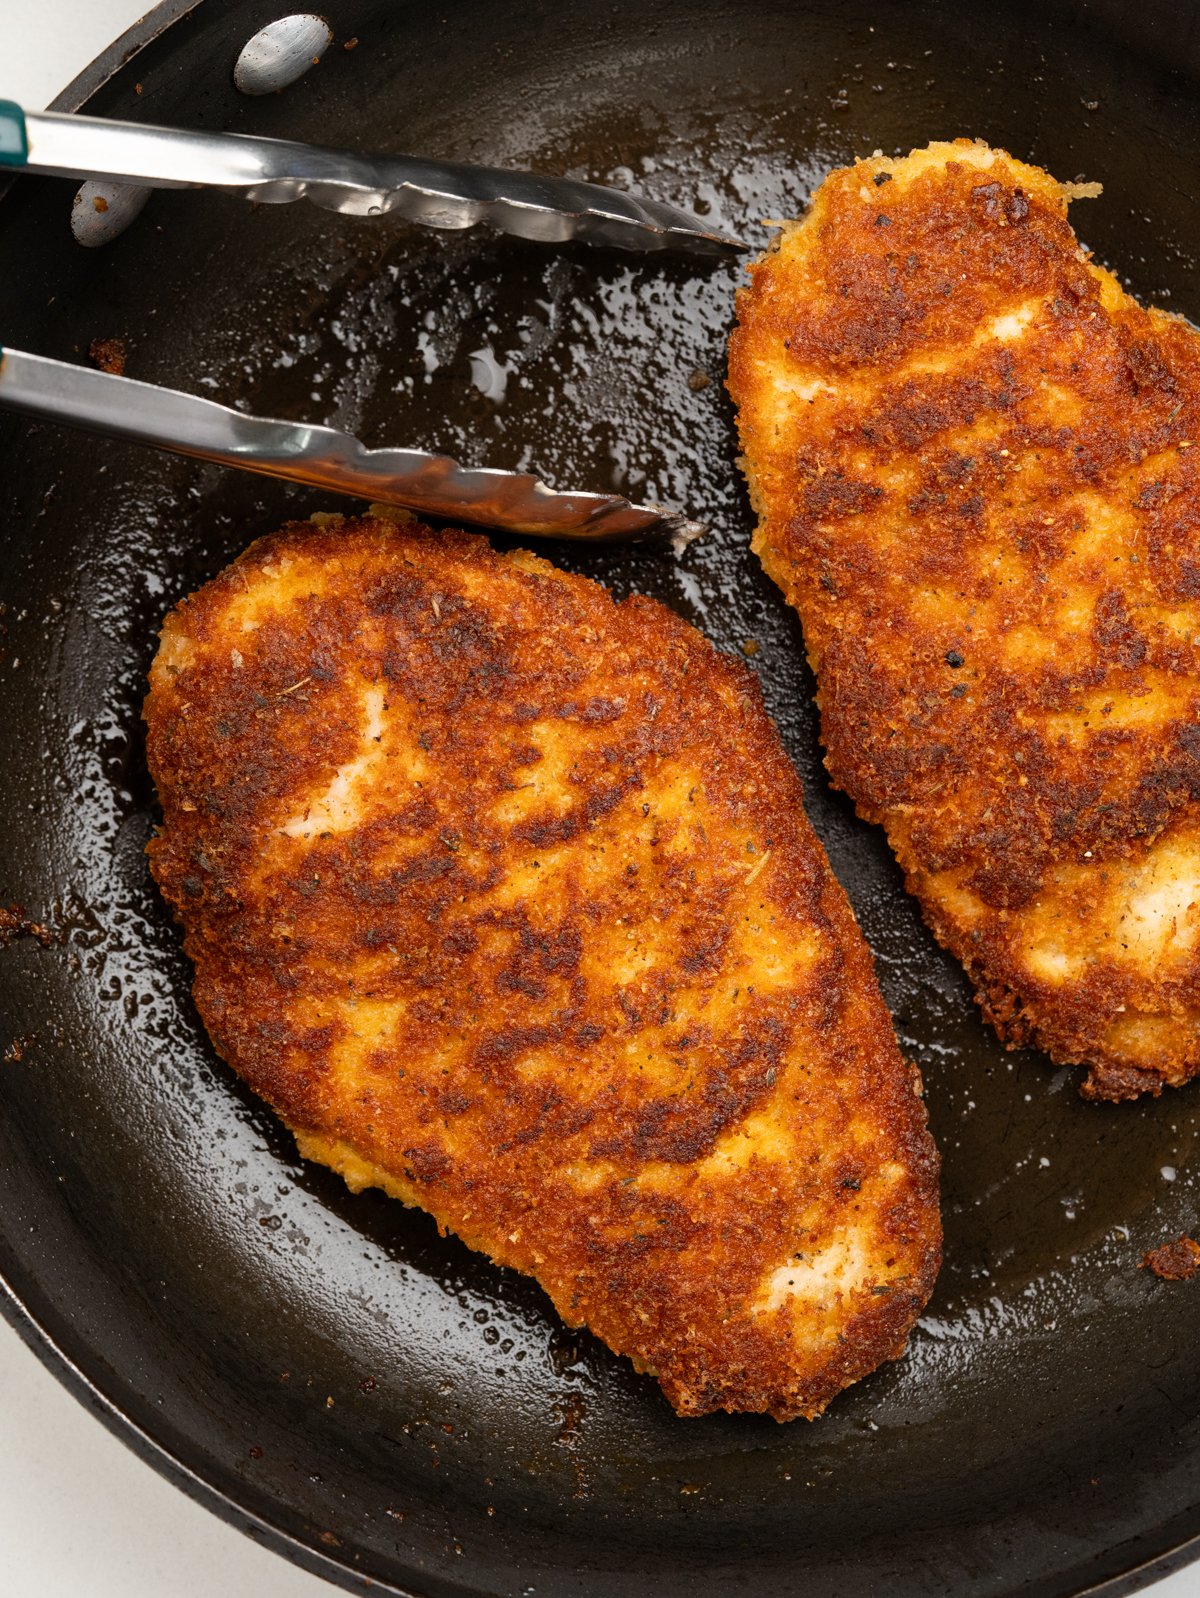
[144,513,940,1420]
[729,138,1200,1101]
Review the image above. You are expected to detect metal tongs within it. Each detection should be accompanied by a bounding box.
[0,103,739,540]
[0,102,740,256]
[0,348,706,544]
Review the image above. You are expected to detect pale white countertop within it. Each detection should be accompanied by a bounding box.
[2,5,1198,1596]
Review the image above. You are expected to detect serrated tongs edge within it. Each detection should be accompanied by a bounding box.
[0,349,707,547]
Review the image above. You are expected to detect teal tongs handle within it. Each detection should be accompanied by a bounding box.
[0,101,28,166]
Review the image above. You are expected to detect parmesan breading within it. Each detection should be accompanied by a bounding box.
[730,139,1200,1100]
[144,515,940,1420]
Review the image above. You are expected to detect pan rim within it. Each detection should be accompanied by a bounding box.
[1,1,1199,1594]
[8,1216,1200,1598]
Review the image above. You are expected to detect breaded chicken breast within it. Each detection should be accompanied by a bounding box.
[729,139,1200,1101]
[144,513,939,1420]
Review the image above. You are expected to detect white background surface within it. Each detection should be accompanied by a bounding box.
[1,4,1198,1597]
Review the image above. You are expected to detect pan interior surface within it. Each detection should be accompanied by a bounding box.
[2,1,1200,1594]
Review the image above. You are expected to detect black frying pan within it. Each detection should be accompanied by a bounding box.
[3,1,1200,1593]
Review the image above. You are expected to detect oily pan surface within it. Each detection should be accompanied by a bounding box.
[2,1,1200,1594]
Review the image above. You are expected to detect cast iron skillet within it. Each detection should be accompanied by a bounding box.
[3,1,1200,1593]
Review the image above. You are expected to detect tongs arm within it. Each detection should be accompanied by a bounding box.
[0,347,705,545]
[0,102,743,255]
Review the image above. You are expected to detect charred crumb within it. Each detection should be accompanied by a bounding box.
[1140,1236,1200,1280]
[88,337,126,375]
[0,905,60,949]
[3,1034,36,1064]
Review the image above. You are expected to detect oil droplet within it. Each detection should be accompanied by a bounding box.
[466,345,512,403]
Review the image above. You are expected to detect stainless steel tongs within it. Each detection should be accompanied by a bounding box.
[0,103,739,539]
[0,348,706,545]
[0,102,741,255]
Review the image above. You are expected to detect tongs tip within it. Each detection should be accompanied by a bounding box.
[658,511,710,553]
[684,226,748,255]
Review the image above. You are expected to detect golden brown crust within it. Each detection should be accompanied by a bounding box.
[729,139,1200,1100]
[144,514,940,1420]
